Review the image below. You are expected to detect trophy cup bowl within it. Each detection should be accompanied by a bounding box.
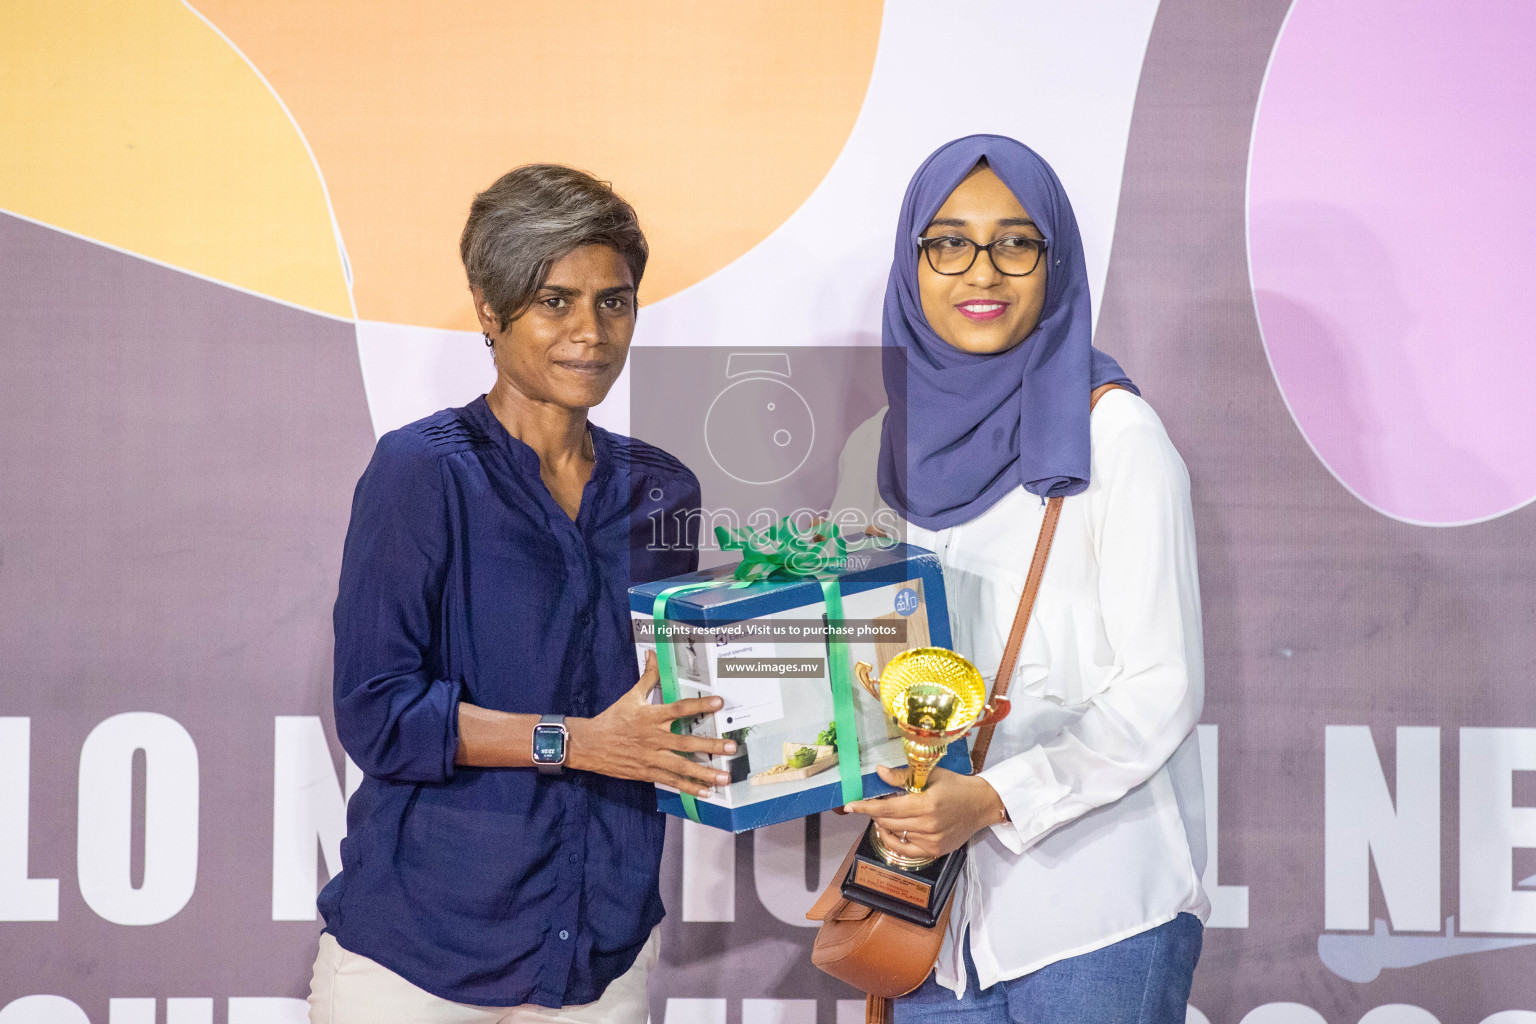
[837,647,1010,927]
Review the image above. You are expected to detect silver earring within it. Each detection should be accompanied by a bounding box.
[483,332,494,348]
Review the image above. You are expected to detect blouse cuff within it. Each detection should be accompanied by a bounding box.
[438,676,463,782]
[978,745,1070,852]
[340,673,465,785]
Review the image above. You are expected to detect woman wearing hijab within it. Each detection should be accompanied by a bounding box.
[842,135,1208,1022]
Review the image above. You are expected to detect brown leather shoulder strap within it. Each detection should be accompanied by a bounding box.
[969,383,1127,772]
[968,495,1059,771]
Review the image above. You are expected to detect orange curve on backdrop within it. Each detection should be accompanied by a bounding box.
[0,0,351,318]
[193,1,884,331]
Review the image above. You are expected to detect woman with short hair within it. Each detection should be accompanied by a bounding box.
[308,164,732,1024]
[844,135,1208,1023]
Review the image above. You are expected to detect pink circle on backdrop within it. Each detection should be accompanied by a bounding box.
[1248,0,1536,525]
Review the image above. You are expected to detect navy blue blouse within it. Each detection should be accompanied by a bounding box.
[319,396,700,1007]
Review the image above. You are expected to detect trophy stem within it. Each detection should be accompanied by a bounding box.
[902,738,946,794]
[868,737,949,870]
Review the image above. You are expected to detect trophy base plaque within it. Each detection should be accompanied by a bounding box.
[840,825,966,928]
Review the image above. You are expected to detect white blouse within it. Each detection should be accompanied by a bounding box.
[829,389,1210,995]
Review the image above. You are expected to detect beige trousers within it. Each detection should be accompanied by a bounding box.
[307,931,658,1024]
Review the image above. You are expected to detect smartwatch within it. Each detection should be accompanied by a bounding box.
[532,715,568,775]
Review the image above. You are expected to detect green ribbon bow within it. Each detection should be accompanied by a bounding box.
[714,519,854,583]
[654,518,887,824]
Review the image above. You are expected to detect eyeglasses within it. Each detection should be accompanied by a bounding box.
[917,234,1048,277]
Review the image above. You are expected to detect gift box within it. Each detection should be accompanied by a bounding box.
[629,525,970,832]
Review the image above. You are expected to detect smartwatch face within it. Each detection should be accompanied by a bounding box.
[532,725,565,765]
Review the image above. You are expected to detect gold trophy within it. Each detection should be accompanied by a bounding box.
[839,647,1010,927]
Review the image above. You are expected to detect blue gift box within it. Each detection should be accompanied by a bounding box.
[629,541,971,832]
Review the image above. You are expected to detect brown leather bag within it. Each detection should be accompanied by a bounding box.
[806,384,1124,1023]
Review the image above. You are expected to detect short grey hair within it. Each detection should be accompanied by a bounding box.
[460,164,648,329]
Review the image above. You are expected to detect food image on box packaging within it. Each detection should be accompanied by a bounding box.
[750,740,837,785]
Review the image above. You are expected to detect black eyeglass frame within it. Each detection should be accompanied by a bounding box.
[916,234,1049,277]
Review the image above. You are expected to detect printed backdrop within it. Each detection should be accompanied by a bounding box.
[4,2,1536,1023]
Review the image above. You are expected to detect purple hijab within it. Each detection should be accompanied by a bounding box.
[877,135,1137,530]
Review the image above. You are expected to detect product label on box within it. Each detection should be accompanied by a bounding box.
[705,640,785,730]
[629,613,664,704]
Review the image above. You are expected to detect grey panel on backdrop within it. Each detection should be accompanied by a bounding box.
[629,345,891,569]
[0,212,376,1010]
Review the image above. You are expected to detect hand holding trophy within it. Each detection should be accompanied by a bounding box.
[839,647,1010,926]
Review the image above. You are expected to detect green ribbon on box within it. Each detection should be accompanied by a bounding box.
[714,517,854,583]
[652,579,726,825]
[652,519,878,823]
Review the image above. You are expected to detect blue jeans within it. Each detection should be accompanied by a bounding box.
[894,914,1203,1024]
